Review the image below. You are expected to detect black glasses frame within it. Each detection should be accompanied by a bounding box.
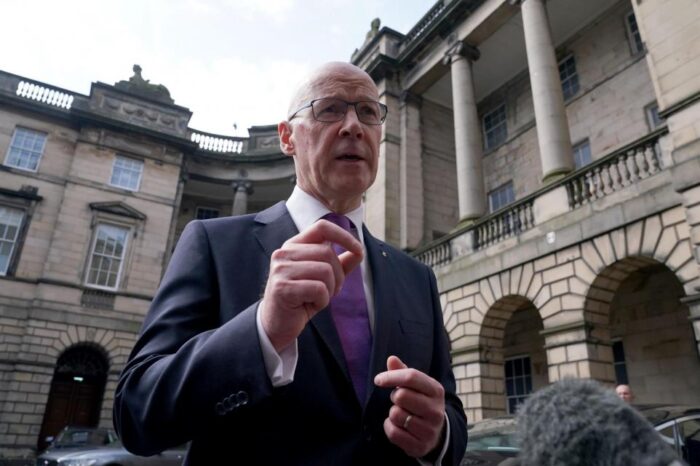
[288,98,388,125]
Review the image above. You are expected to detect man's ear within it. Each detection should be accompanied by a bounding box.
[278,121,295,156]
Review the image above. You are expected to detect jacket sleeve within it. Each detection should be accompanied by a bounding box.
[113,220,272,455]
[426,264,468,465]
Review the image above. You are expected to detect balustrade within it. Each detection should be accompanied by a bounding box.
[415,240,452,268]
[403,1,446,44]
[565,131,663,208]
[474,200,534,249]
[190,130,245,153]
[16,80,75,109]
[414,129,668,269]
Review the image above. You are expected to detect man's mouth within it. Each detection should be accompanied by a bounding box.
[337,154,363,161]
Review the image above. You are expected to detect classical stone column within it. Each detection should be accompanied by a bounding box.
[443,41,486,225]
[399,91,424,249]
[231,180,252,216]
[516,0,574,182]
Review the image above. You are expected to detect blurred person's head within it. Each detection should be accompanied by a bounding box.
[616,383,634,403]
[514,378,682,466]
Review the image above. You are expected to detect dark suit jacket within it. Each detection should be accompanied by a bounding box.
[113,202,467,465]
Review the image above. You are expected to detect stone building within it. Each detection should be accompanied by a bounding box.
[1,0,700,461]
[351,0,700,422]
[0,66,293,459]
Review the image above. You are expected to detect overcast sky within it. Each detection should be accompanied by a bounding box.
[2,0,434,136]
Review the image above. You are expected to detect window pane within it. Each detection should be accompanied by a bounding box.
[109,156,144,191]
[0,206,25,275]
[489,182,515,212]
[573,140,592,169]
[196,208,220,220]
[627,12,644,54]
[559,56,580,101]
[4,128,47,171]
[613,340,629,384]
[612,340,626,361]
[483,105,507,150]
[504,356,533,414]
[679,418,700,464]
[85,224,129,288]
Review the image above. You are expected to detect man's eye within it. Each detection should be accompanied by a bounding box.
[317,101,344,114]
[358,103,379,117]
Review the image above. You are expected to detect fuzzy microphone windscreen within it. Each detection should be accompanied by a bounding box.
[514,378,684,466]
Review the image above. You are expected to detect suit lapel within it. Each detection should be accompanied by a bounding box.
[254,202,352,390]
[363,228,395,402]
[253,201,298,257]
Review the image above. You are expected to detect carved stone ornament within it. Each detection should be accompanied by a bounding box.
[115,64,174,105]
[442,41,481,65]
[89,201,147,220]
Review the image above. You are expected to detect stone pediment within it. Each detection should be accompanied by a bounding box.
[75,65,192,139]
[89,201,146,220]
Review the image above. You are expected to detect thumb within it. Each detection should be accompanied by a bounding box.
[338,249,363,277]
[386,355,408,371]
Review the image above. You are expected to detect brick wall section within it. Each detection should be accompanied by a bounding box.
[0,320,137,454]
[443,207,699,420]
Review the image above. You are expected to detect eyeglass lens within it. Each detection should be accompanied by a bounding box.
[312,98,385,124]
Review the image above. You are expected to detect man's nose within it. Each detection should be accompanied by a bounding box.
[339,106,364,138]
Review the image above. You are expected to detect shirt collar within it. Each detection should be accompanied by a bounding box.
[286,185,365,238]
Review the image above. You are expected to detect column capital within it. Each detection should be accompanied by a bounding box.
[400,90,422,107]
[442,41,480,65]
[232,180,253,194]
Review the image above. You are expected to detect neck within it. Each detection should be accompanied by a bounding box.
[320,196,361,214]
[297,184,362,214]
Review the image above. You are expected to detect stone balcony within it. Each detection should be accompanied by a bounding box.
[413,127,676,287]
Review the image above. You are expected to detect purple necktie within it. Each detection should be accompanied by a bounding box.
[324,213,372,403]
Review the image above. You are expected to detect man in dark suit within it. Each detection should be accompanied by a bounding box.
[113,62,467,465]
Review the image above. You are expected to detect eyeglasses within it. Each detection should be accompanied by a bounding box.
[288,97,388,125]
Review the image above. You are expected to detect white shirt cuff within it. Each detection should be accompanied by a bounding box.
[416,412,450,466]
[256,303,298,387]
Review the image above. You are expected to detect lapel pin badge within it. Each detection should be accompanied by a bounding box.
[381,251,388,257]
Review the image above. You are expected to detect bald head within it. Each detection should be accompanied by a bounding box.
[615,384,634,403]
[287,62,378,117]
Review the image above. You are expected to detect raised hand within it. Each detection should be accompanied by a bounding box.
[374,355,446,458]
[259,219,363,352]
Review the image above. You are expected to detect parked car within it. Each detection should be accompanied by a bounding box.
[36,426,186,466]
[461,405,700,466]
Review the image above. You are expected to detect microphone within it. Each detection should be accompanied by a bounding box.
[513,378,684,466]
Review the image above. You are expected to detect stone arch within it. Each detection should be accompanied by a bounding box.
[47,326,123,367]
[579,209,699,318]
[37,342,110,451]
[577,209,700,371]
[443,262,551,421]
